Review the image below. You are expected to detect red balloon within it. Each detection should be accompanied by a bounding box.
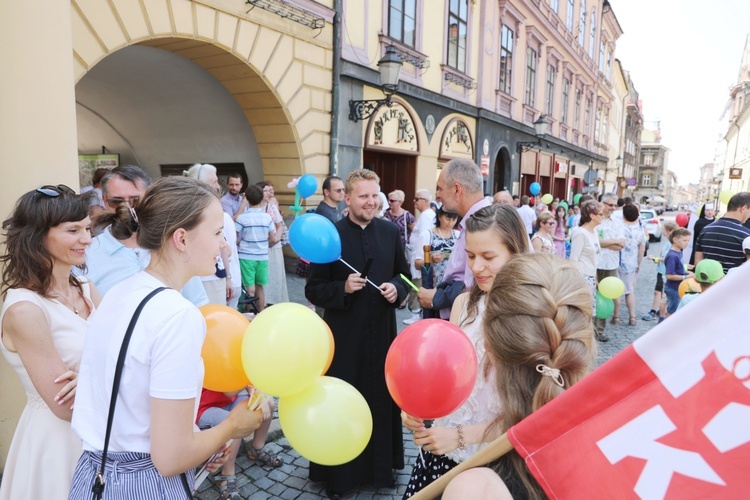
[676,213,689,228]
[385,319,478,420]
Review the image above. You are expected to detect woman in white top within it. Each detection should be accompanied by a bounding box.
[531,211,557,255]
[69,177,262,498]
[0,185,102,500]
[569,200,603,339]
[257,181,289,305]
[401,204,530,498]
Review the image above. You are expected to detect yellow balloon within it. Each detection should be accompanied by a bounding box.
[719,189,733,205]
[279,376,373,466]
[598,276,625,300]
[541,193,553,205]
[242,303,331,397]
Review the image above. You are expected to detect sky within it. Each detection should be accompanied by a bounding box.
[612,0,750,184]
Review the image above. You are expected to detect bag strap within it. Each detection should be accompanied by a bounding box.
[92,287,168,499]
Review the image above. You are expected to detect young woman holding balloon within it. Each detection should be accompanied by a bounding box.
[440,253,595,500]
[69,177,262,498]
[401,204,530,498]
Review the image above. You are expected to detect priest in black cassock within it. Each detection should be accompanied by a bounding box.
[305,168,409,498]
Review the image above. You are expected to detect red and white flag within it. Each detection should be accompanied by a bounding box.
[507,263,750,499]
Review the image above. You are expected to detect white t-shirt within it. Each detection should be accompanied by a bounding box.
[408,208,436,278]
[72,271,205,453]
[517,205,537,234]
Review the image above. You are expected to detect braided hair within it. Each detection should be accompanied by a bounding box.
[483,252,596,498]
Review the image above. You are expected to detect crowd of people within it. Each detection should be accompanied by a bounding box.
[1,157,748,500]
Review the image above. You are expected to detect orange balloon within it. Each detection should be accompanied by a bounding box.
[678,278,701,299]
[323,323,335,375]
[200,305,251,392]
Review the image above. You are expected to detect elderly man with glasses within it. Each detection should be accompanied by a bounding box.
[403,189,436,325]
[594,193,626,341]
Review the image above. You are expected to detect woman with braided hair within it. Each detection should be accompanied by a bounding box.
[401,204,530,498]
[442,252,596,500]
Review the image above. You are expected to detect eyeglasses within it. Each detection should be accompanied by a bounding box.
[106,196,140,208]
[36,184,75,197]
[331,188,345,193]
[414,197,428,202]
[604,203,617,208]
[388,199,402,203]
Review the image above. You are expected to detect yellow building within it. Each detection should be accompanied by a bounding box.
[0,0,336,467]
[720,34,750,205]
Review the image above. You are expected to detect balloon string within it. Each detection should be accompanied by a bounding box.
[338,258,380,290]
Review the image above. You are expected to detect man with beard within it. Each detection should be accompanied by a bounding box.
[305,168,409,498]
[221,172,244,219]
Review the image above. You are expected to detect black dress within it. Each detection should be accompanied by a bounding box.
[305,216,410,494]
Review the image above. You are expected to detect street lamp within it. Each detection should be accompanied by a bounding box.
[516,115,550,153]
[348,45,403,122]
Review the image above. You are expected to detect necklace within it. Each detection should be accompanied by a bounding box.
[435,227,450,239]
[53,288,80,315]
[147,268,177,289]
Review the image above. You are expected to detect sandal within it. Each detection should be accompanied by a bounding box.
[629,317,637,326]
[215,474,240,499]
[611,317,620,325]
[248,445,283,468]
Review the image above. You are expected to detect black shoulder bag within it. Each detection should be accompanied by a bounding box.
[91,287,191,499]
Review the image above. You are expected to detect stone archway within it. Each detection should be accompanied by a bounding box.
[70,0,333,201]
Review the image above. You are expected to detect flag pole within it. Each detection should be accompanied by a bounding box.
[411,432,515,500]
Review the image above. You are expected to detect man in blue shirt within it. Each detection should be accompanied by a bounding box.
[82,165,209,306]
[221,172,244,220]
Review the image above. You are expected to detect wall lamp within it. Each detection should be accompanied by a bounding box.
[516,115,550,153]
[349,45,403,122]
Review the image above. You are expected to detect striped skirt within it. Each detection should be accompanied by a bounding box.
[68,451,194,499]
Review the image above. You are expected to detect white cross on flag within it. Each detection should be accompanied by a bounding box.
[507,262,750,498]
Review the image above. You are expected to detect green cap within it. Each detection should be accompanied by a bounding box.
[695,259,724,284]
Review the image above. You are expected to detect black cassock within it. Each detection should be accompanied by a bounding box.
[305,216,409,493]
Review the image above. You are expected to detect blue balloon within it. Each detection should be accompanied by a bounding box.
[289,213,341,264]
[529,182,541,196]
[297,174,318,199]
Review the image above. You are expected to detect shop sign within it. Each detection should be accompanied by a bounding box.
[440,119,474,159]
[480,155,490,177]
[367,103,418,152]
[556,162,568,173]
[729,168,743,179]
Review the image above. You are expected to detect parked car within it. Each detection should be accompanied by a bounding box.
[640,209,662,242]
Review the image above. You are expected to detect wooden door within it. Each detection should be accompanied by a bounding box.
[363,151,417,213]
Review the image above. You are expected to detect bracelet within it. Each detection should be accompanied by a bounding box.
[456,424,466,451]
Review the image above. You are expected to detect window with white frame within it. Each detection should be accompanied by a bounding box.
[545,64,556,115]
[642,174,651,186]
[566,0,574,31]
[561,77,570,124]
[550,0,559,13]
[447,0,469,73]
[578,0,586,46]
[499,25,514,94]
[525,47,537,107]
[599,41,606,73]
[584,95,592,131]
[602,110,608,145]
[574,87,582,129]
[589,10,596,59]
[594,104,601,142]
[605,51,611,80]
[388,0,417,47]
[644,154,652,166]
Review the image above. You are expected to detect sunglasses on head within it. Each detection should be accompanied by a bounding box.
[36,184,75,197]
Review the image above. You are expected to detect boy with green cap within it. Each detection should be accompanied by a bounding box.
[678,258,725,310]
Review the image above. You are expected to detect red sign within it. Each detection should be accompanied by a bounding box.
[480,155,490,177]
[507,264,750,498]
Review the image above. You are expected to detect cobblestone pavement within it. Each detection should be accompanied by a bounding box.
[196,242,666,499]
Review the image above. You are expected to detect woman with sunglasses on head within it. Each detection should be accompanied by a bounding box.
[414,207,460,287]
[69,177,262,498]
[401,204,530,498]
[0,185,102,500]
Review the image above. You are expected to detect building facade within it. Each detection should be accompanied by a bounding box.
[719,34,750,207]
[635,127,669,205]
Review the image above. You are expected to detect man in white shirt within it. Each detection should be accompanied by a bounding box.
[404,189,436,325]
[594,193,626,341]
[517,195,537,237]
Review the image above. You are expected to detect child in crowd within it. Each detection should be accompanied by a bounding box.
[678,259,724,310]
[197,388,281,499]
[235,184,278,312]
[663,228,693,319]
[642,221,678,322]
